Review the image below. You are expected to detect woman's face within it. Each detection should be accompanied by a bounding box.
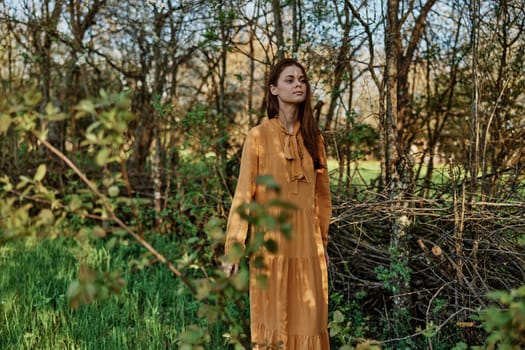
[270,65,307,106]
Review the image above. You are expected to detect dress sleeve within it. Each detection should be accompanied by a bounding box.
[225,129,258,256]
[315,136,332,250]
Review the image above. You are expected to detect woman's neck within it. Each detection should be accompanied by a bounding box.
[278,105,298,133]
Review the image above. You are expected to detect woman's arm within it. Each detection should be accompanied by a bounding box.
[315,137,332,250]
[224,129,258,266]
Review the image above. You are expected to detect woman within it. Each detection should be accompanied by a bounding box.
[223,58,332,350]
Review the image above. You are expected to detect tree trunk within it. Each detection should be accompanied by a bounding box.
[324,1,351,132]
[385,2,412,320]
[291,0,298,54]
[40,0,64,151]
[271,0,285,60]
[384,1,440,338]
[248,35,257,125]
[469,0,481,200]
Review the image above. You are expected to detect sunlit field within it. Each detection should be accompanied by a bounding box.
[0,237,228,350]
[327,159,449,188]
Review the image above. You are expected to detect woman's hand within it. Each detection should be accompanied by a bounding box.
[222,262,239,277]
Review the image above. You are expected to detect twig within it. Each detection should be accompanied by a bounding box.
[36,134,197,294]
[382,307,477,344]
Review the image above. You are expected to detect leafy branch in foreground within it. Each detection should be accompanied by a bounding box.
[0,90,194,296]
[0,91,297,349]
[185,175,297,349]
[474,283,525,349]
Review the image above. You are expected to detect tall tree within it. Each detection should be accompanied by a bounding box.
[383,0,438,338]
[478,0,525,196]
[414,2,465,197]
[59,0,107,151]
[271,0,285,60]
[468,0,481,198]
[27,0,64,148]
[323,0,352,132]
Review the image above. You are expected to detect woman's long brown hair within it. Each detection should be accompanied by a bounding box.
[266,58,324,170]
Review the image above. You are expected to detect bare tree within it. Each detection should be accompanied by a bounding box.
[21,0,65,148]
[271,0,285,60]
[478,0,525,197]
[383,0,438,335]
[414,3,465,197]
[323,0,353,132]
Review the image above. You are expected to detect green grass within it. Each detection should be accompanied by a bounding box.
[327,159,452,188]
[327,159,380,186]
[0,237,229,350]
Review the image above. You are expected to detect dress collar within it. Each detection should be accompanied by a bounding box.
[270,117,303,160]
[269,117,308,193]
[271,116,301,136]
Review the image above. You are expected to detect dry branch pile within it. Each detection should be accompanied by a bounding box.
[328,188,525,337]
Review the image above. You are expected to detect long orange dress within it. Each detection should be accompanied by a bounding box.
[225,117,332,350]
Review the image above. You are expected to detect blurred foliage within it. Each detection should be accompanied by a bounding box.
[0,90,302,348]
[474,286,525,350]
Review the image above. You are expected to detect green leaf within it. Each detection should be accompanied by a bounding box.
[487,290,513,304]
[84,133,98,143]
[66,280,82,309]
[45,102,57,115]
[76,99,95,115]
[68,195,83,212]
[513,285,525,297]
[0,114,12,134]
[254,231,266,246]
[252,255,265,269]
[264,239,278,253]
[194,278,211,300]
[114,229,128,237]
[267,198,297,210]
[225,243,244,263]
[187,236,199,244]
[280,222,294,239]
[45,102,66,121]
[105,237,118,250]
[77,228,91,239]
[198,304,219,323]
[255,274,268,289]
[329,326,340,337]
[231,268,249,290]
[1,175,13,191]
[451,342,469,350]
[23,91,42,106]
[96,149,110,166]
[333,310,345,323]
[256,175,281,193]
[34,164,46,182]
[180,324,206,345]
[37,208,54,225]
[108,185,119,197]
[204,217,225,241]
[86,121,101,133]
[92,226,106,238]
[99,89,108,100]
[260,215,277,230]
